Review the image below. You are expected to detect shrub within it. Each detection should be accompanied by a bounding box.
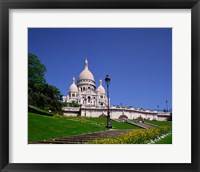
[88,126,171,144]
[62,102,81,107]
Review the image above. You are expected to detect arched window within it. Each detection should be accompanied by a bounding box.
[88,96,91,102]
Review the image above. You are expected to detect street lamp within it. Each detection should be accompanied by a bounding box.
[166,100,168,112]
[157,105,159,111]
[105,75,112,129]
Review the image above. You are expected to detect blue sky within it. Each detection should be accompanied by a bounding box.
[28,28,172,111]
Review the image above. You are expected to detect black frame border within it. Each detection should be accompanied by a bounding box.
[0,0,200,171]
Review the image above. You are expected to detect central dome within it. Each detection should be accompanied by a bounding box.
[78,59,95,81]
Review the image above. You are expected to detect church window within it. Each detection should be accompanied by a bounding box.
[72,94,75,97]
[88,87,90,89]
[101,95,103,98]
[83,87,85,91]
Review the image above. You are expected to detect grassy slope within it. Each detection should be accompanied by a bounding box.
[145,120,172,127]
[28,113,107,142]
[144,120,172,144]
[87,117,140,129]
[156,134,172,144]
[28,113,170,143]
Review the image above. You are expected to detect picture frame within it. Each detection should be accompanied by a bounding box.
[0,0,199,171]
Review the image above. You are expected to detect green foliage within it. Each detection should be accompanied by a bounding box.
[62,102,81,107]
[155,134,172,144]
[89,126,171,144]
[28,53,46,85]
[52,116,140,129]
[56,116,105,126]
[28,53,62,112]
[86,117,140,129]
[28,113,172,144]
[28,113,107,142]
[144,120,172,127]
[155,133,172,144]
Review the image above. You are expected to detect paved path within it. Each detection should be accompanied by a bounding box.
[31,129,132,144]
[125,119,157,129]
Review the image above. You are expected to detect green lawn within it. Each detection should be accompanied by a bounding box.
[28,113,170,143]
[28,113,107,142]
[155,134,172,144]
[144,120,172,144]
[144,120,172,127]
[86,117,140,129]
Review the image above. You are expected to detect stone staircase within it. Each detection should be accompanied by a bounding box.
[111,118,124,123]
[111,118,158,129]
[125,119,157,129]
[31,129,131,144]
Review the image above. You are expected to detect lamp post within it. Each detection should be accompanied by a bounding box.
[166,100,168,112]
[157,105,159,111]
[105,75,112,129]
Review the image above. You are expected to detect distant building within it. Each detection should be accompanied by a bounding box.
[62,59,170,121]
[63,59,107,107]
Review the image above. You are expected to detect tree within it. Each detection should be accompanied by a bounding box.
[28,53,46,85]
[43,84,62,111]
[28,53,62,112]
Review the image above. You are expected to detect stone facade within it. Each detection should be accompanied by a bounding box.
[63,106,170,121]
[62,58,170,121]
[63,59,107,107]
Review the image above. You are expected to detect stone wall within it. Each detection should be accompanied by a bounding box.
[63,106,170,121]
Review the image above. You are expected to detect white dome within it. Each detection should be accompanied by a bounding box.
[97,79,105,94]
[69,77,78,92]
[78,59,95,81]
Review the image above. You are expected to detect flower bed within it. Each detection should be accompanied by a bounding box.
[148,132,172,144]
[88,126,171,144]
[54,115,105,126]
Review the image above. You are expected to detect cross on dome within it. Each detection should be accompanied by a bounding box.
[85,58,88,69]
[100,79,102,85]
[72,77,75,84]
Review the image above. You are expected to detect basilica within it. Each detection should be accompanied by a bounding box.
[63,59,108,107]
[62,58,170,121]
